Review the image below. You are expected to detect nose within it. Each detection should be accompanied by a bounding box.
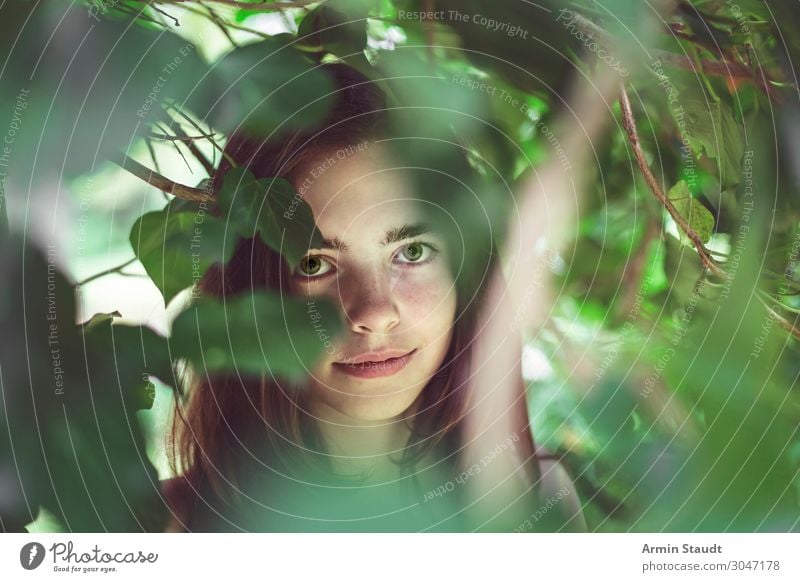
[342,266,400,334]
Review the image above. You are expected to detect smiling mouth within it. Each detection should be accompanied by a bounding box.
[333,349,417,377]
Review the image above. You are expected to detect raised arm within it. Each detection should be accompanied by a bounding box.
[457,71,619,532]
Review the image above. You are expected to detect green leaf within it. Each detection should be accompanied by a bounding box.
[663,235,705,307]
[130,206,237,305]
[1,236,168,532]
[234,8,261,23]
[668,180,715,244]
[297,2,368,57]
[216,168,264,236]
[259,178,324,268]
[171,291,343,382]
[0,1,209,184]
[421,0,599,98]
[81,320,176,410]
[188,37,335,136]
[675,95,744,189]
[81,311,122,331]
[217,168,324,268]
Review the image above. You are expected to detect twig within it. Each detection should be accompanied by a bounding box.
[654,49,781,99]
[145,137,162,174]
[143,138,171,202]
[148,132,217,142]
[199,1,240,47]
[157,109,217,175]
[109,150,214,203]
[619,83,799,340]
[117,3,171,28]
[757,296,800,340]
[164,102,237,168]
[758,290,800,315]
[618,83,724,276]
[76,258,139,287]
[150,3,181,26]
[157,0,321,10]
[161,130,215,175]
[168,2,272,38]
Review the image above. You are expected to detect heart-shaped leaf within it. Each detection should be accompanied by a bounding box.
[130,205,238,305]
[668,180,715,244]
[217,168,324,268]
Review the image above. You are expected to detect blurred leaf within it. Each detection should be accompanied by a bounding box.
[297,1,368,57]
[81,318,176,408]
[663,236,705,307]
[187,37,335,136]
[0,1,209,185]
[429,0,579,98]
[171,290,343,382]
[0,237,168,532]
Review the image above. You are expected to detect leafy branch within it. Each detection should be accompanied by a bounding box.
[618,83,722,275]
[619,83,800,339]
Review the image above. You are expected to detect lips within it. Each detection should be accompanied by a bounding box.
[333,349,417,379]
[341,349,416,365]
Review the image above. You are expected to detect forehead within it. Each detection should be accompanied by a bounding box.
[296,145,423,239]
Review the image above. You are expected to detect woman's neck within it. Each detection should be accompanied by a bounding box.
[306,397,418,482]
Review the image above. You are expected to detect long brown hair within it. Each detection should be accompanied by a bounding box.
[167,63,508,528]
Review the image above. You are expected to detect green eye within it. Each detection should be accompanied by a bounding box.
[403,242,424,261]
[396,241,437,264]
[297,256,331,277]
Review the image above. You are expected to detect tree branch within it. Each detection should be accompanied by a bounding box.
[757,296,800,340]
[157,0,321,10]
[153,121,216,176]
[619,84,800,339]
[618,83,723,276]
[76,258,139,287]
[110,151,214,204]
[165,103,237,168]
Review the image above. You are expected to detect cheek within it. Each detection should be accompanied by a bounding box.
[393,268,457,326]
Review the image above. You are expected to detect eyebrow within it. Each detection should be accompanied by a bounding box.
[314,222,432,252]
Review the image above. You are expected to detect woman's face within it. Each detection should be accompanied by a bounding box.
[287,143,458,422]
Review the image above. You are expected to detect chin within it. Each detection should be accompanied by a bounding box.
[316,384,425,422]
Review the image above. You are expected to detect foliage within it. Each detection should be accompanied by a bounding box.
[1,0,799,532]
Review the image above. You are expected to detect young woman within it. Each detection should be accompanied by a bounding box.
[162,63,586,532]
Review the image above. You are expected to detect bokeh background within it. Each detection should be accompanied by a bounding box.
[1,0,799,532]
